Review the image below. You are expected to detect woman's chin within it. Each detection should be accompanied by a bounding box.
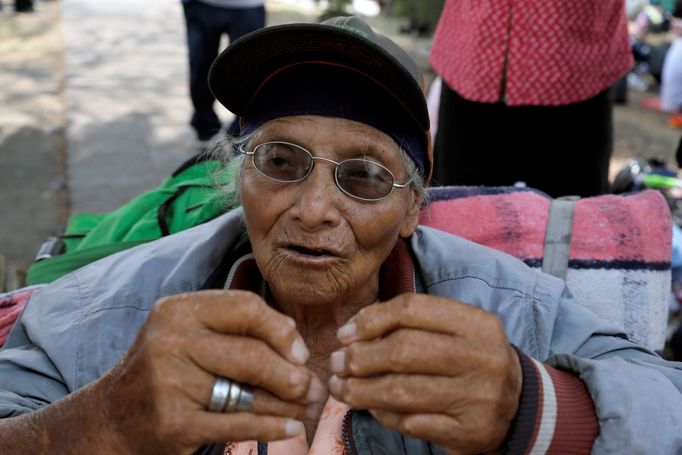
[270,280,343,307]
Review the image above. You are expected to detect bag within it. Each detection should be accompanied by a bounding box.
[25,154,238,285]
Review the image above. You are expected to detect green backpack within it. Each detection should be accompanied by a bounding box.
[26,154,239,285]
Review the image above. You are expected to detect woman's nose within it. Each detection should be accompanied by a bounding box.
[288,162,342,230]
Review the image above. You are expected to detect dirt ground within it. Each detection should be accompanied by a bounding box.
[612,89,681,177]
[0,1,67,288]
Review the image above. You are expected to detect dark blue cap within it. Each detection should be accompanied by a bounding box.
[208,16,432,182]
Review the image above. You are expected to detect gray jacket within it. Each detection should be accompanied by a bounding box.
[1,208,682,453]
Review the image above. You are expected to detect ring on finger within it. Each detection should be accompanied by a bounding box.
[225,380,254,413]
[208,376,231,412]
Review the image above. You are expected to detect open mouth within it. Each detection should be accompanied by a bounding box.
[287,245,335,257]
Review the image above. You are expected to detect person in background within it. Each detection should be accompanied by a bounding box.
[181,0,265,148]
[396,0,445,36]
[0,0,34,13]
[430,0,633,198]
[661,2,682,117]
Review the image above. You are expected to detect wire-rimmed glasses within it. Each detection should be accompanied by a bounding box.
[240,141,416,201]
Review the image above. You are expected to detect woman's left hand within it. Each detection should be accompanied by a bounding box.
[327,293,522,455]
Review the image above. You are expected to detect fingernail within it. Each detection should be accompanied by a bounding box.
[328,375,343,395]
[289,369,305,386]
[285,419,304,437]
[291,339,309,364]
[330,350,346,374]
[337,322,357,341]
[306,377,324,402]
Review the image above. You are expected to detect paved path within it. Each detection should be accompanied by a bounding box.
[61,0,195,213]
[0,1,66,272]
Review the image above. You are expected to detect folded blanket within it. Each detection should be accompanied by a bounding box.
[421,187,672,351]
[0,285,45,348]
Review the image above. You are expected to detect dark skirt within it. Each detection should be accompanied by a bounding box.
[433,84,613,198]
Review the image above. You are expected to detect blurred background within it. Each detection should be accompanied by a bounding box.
[0,0,680,283]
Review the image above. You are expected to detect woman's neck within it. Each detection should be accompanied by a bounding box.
[272,293,376,356]
[270,294,377,445]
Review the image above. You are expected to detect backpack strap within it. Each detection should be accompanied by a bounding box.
[171,150,214,177]
[542,196,580,280]
[157,185,194,236]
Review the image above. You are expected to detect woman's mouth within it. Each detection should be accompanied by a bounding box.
[288,245,330,257]
[282,243,340,260]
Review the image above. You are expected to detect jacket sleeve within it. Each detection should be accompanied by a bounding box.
[0,276,82,417]
[504,346,599,454]
[514,283,682,454]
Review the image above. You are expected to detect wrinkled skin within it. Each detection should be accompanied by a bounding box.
[239,116,421,312]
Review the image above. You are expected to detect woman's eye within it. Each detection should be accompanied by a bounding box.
[344,162,391,183]
[268,155,291,167]
[347,168,372,180]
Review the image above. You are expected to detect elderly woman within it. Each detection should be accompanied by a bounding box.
[1,16,682,455]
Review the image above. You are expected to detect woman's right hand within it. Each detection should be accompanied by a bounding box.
[97,290,322,455]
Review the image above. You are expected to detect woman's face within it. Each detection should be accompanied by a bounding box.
[240,115,421,308]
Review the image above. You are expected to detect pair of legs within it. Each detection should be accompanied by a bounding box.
[1,0,34,12]
[433,85,613,198]
[182,1,265,141]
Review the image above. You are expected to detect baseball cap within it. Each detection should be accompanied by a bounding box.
[208,16,432,181]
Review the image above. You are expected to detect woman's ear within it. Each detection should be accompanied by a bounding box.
[399,192,421,238]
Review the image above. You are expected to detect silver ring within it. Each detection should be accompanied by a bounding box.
[235,384,254,412]
[207,376,231,412]
[224,381,254,413]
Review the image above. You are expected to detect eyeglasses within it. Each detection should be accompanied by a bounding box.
[240,141,416,201]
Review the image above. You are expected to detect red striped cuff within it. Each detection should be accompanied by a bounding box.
[505,349,599,455]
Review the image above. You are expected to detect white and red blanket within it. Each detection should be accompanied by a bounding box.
[421,187,672,351]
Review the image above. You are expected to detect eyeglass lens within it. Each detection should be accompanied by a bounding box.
[252,142,396,200]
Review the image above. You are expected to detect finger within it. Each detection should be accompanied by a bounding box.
[183,370,314,420]
[251,388,318,421]
[176,412,304,450]
[189,331,324,403]
[329,373,471,414]
[155,290,310,365]
[337,294,506,346]
[330,372,519,430]
[370,410,503,455]
[333,329,474,377]
[167,375,313,421]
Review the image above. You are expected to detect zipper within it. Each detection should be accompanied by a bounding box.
[342,408,358,455]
